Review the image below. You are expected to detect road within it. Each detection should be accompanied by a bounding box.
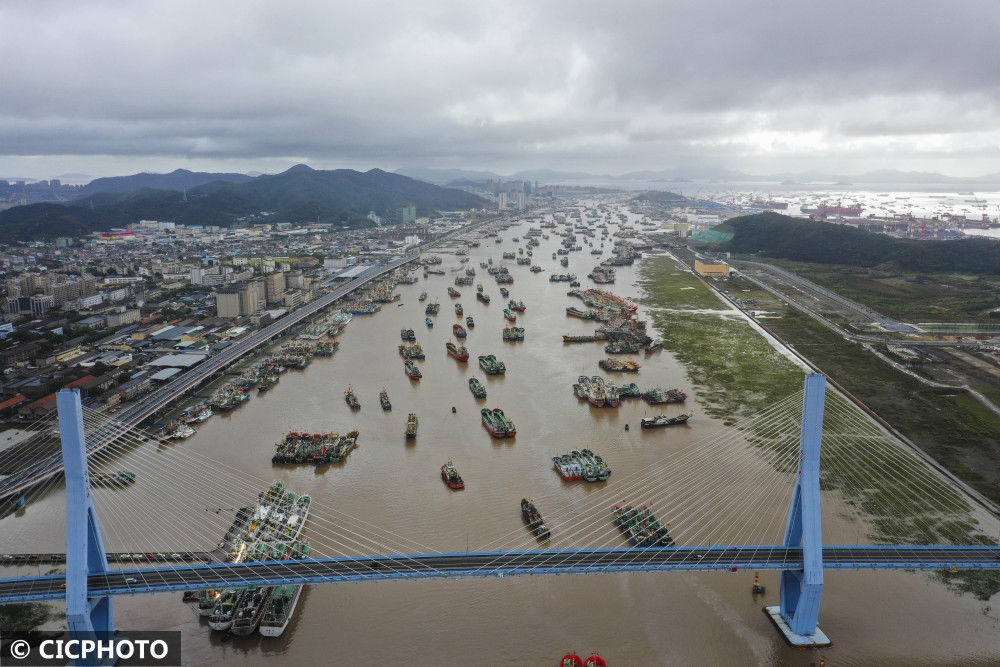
[2,545,999,603]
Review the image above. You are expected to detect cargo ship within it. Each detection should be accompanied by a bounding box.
[481,407,516,437]
[478,354,506,375]
[802,203,863,216]
[448,287,461,298]
[468,377,487,399]
[344,386,360,410]
[455,303,463,316]
[441,461,464,489]
[406,413,418,438]
[404,360,422,380]
[379,388,391,411]
[476,291,491,305]
[599,358,640,373]
[640,413,692,428]
[446,341,470,361]
[521,499,550,539]
[612,505,674,546]
[503,308,517,322]
[502,326,525,342]
[231,585,272,635]
[453,323,467,338]
[466,316,475,328]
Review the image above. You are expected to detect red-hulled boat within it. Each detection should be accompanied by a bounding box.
[446,341,470,361]
[453,323,467,338]
[441,461,464,489]
[583,654,606,667]
[561,654,584,667]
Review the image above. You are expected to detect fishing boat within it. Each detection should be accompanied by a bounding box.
[259,582,305,637]
[425,317,434,328]
[466,316,475,328]
[611,504,674,546]
[441,461,465,489]
[521,498,550,539]
[448,287,461,298]
[398,343,425,359]
[503,308,517,322]
[508,300,526,312]
[231,585,272,636]
[502,326,525,342]
[476,291,491,305]
[344,386,360,409]
[583,653,607,667]
[208,589,242,631]
[552,454,584,480]
[400,328,416,341]
[446,341,470,361]
[642,388,687,404]
[404,360,422,380]
[455,303,463,316]
[425,302,440,315]
[480,408,509,438]
[599,358,640,373]
[379,388,391,411]
[640,413,692,429]
[478,354,506,375]
[468,377,487,399]
[499,287,510,298]
[406,413,418,438]
[453,323,468,338]
[418,292,427,301]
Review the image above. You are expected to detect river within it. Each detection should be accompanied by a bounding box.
[4,202,999,665]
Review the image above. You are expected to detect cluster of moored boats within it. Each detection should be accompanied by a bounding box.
[573,376,688,410]
[272,431,359,465]
[191,481,312,637]
[552,449,611,482]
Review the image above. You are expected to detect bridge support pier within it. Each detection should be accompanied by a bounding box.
[765,373,831,647]
[57,389,115,649]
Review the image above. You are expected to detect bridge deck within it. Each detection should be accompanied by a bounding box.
[2,545,998,603]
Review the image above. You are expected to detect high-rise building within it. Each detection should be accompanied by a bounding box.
[265,272,285,304]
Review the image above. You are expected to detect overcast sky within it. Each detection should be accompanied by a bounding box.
[2,0,999,179]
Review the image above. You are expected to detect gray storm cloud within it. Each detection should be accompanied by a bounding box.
[1,0,998,177]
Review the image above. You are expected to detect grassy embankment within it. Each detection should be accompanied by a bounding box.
[766,259,1000,323]
[638,253,1000,598]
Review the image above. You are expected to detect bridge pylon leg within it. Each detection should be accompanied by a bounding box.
[765,373,831,647]
[57,389,114,650]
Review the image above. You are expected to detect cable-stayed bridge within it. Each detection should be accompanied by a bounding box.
[2,374,999,647]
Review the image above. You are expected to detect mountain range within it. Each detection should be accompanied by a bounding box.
[0,165,487,241]
[395,166,1000,187]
